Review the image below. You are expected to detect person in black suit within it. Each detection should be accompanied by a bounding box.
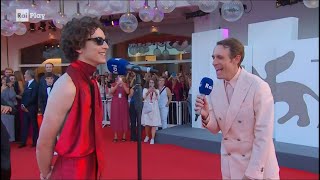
[20,69,39,148]
[38,63,59,92]
[38,72,55,114]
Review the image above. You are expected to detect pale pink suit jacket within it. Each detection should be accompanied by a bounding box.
[205,68,280,179]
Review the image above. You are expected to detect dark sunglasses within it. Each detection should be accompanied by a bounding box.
[87,37,109,46]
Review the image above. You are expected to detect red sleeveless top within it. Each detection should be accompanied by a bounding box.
[52,60,106,179]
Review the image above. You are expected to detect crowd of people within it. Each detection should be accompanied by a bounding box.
[95,69,192,144]
[1,64,58,147]
[0,64,193,147]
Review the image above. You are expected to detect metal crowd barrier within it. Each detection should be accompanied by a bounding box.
[101,99,191,127]
[102,98,112,122]
[168,101,191,125]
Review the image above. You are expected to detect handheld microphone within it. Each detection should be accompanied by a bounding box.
[195,77,214,121]
[107,58,158,75]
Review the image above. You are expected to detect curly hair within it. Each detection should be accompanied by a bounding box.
[60,16,107,62]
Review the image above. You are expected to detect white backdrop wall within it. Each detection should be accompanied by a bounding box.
[191,17,319,148]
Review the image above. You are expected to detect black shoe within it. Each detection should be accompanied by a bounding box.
[31,144,36,147]
[18,144,26,148]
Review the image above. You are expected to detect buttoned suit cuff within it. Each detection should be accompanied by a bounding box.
[245,166,264,180]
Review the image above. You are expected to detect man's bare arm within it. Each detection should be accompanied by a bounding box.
[36,73,76,178]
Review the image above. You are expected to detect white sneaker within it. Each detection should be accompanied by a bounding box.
[53,152,58,156]
[150,139,154,144]
[102,120,107,128]
[143,136,149,143]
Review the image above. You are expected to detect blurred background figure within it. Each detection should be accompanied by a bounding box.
[13,71,25,143]
[158,76,172,129]
[38,72,55,115]
[128,71,142,142]
[4,68,13,78]
[1,76,17,142]
[20,69,38,148]
[141,78,161,144]
[110,75,130,142]
[186,76,192,124]
[38,63,59,89]
[102,73,113,127]
[1,109,14,180]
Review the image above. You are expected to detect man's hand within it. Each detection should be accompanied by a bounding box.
[21,104,29,112]
[117,80,123,87]
[1,105,12,114]
[195,95,209,126]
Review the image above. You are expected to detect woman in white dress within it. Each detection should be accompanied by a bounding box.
[158,76,172,129]
[141,78,161,144]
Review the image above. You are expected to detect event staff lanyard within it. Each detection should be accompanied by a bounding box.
[150,92,154,103]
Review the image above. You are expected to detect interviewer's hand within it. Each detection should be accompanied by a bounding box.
[195,95,209,126]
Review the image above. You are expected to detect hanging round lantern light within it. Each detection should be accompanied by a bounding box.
[138,43,145,54]
[28,2,42,23]
[14,22,27,35]
[53,14,68,29]
[6,0,28,22]
[109,0,125,11]
[139,4,154,22]
[144,44,150,53]
[186,0,199,6]
[220,0,232,4]
[1,28,15,36]
[120,13,138,33]
[221,0,244,22]
[129,44,138,55]
[71,12,83,20]
[71,1,83,19]
[1,2,9,20]
[130,0,145,12]
[198,0,219,13]
[153,43,162,57]
[53,0,69,29]
[1,18,16,36]
[82,3,102,18]
[38,0,58,20]
[184,45,192,53]
[152,0,164,23]
[158,0,176,13]
[101,6,113,16]
[303,0,319,8]
[120,1,138,33]
[162,44,169,58]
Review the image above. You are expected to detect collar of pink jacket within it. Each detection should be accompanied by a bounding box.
[224,67,242,89]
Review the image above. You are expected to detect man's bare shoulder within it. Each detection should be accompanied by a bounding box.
[52,73,76,94]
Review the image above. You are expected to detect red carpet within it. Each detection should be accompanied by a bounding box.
[10,126,318,179]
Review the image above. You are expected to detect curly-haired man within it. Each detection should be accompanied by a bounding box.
[36,16,109,179]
